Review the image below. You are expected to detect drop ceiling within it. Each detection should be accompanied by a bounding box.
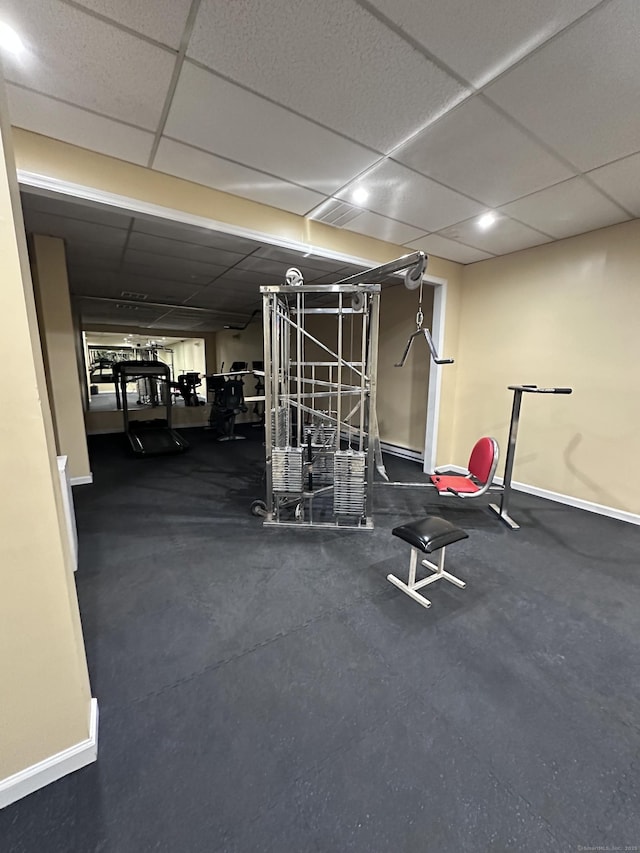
[20,190,369,331]
[3,0,639,269]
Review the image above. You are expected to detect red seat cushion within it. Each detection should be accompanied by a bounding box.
[430,474,480,494]
[468,437,496,482]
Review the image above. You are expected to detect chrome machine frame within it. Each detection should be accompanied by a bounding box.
[260,253,427,529]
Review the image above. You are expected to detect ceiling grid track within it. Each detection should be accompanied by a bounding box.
[147,0,203,168]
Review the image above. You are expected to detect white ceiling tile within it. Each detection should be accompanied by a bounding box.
[234,256,306,279]
[79,303,169,325]
[214,268,281,287]
[145,314,211,331]
[70,270,202,302]
[185,288,260,309]
[230,256,339,287]
[341,210,426,246]
[66,246,123,264]
[8,85,154,166]
[1,0,175,130]
[500,177,630,239]
[153,138,324,215]
[120,263,215,287]
[21,191,134,229]
[70,0,192,49]
[67,254,121,273]
[438,216,552,255]
[393,96,574,207]
[127,230,247,267]
[484,0,640,171]
[165,64,380,193]
[335,160,484,232]
[310,266,364,286]
[587,153,640,218]
[252,247,346,275]
[364,0,601,87]
[131,217,258,254]
[123,248,230,279]
[187,0,468,152]
[23,211,129,247]
[406,235,494,265]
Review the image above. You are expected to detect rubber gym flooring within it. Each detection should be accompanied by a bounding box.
[1,426,639,852]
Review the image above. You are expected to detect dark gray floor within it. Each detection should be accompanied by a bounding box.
[2,427,640,852]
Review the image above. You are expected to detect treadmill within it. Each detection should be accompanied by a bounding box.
[114,360,189,456]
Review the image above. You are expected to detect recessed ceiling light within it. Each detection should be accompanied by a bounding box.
[477,212,496,230]
[352,187,369,206]
[0,22,24,56]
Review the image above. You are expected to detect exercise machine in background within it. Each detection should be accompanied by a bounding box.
[113,361,189,456]
[489,384,572,529]
[175,372,204,407]
[206,363,249,441]
[250,361,265,428]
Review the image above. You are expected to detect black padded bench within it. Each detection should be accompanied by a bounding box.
[389,516,469,609]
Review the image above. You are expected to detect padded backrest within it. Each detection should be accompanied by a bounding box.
[468,436,499,484]
[224,379,245,409]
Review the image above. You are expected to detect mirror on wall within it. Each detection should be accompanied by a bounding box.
[84,331,207,412]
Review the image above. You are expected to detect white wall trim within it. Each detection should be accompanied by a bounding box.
[439,463,640,526]
[57,456,78,571]
[379,440,423,463]
[0,698,98,809]
[17,170,444,284]
[506,480,640,526]
[70,473,93,486]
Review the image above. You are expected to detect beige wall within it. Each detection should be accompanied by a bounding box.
[216,324,264,374]
[0,84,92,786]
[172,338,206,379]
[377,283,435,452]
[31,235,91,480]
[456,219,640,514]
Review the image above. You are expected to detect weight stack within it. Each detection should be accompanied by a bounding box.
[272,447,304,492]
[270,406,289,448]
[333,450,366,515]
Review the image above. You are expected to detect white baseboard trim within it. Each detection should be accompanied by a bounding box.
[70,474,93,486]
[379,441,424,463]
[438,463,640,526]
[507,480,640,526]
[0,698,99,810]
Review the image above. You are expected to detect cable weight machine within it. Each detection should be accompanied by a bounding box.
[259,252,440,529]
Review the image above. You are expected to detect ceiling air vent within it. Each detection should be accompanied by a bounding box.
[120,291,148,300]
[315,199,361,227]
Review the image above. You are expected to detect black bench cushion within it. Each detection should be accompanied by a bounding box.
[392,516,468,553]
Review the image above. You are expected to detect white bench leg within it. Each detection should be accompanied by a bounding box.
[387,545,466,607]
[386,573,432,608]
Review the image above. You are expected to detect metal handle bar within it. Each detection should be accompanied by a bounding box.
[395,328,455,367]
[508,385,572,394]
